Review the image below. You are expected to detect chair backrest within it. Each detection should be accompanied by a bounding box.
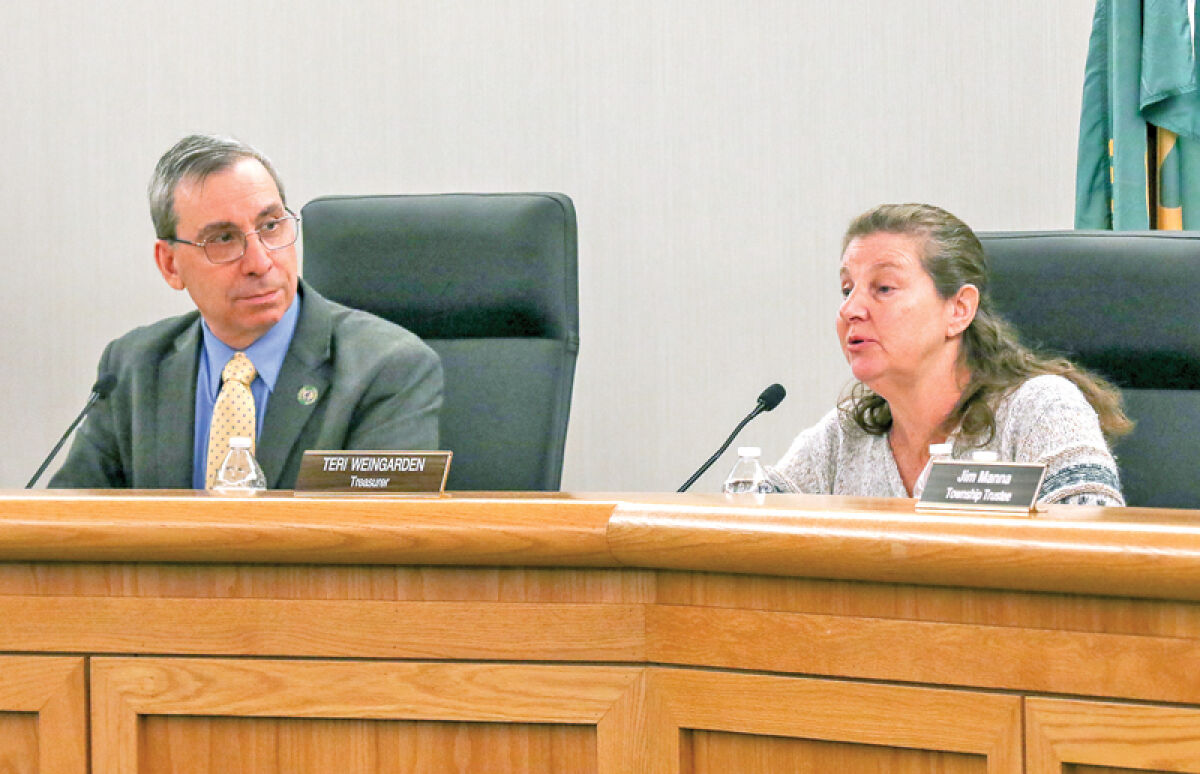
[979,230,1200,508]
[301,193,579,491]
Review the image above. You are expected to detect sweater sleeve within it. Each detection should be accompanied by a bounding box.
[998,375,1124,506]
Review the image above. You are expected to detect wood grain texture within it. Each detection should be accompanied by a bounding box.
[654,570,1200,640]
[0,713,37,774]
[1026,698,1200,774]
[595,670,681,774]
[687,732,988,774]
[92,659,1029,773]
[647,604,1200,705]
[8,492,1200,603]
[8,493,1200,771]
[0,563,656,603]
[648,669,1022,773]
[1069,767,1176,774]
[0,492,618,566]
[93,658,643,774]
[609,497,1200,600]
[0,596,645,660]
[138,717,597,774]
[0,656,87,774]
[6,559,1200,642]
[92,658,643,720]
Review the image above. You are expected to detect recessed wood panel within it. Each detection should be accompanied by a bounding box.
[92,658,646,774]
[139,716,595,774]
[1027,697,1200,773]
[0,712,38,774]
[686,730,986,774]
[0,656,87,774]
[648,667,1022,768]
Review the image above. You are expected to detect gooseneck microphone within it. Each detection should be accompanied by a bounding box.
[677,383,786,493]
[26,374,117,488]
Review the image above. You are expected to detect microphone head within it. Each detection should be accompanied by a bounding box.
[757,383,786,412]
[92,374,117,399]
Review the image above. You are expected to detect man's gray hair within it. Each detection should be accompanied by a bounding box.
[148,134,286,240]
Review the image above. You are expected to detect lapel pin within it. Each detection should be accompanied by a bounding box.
[297,385,319,406]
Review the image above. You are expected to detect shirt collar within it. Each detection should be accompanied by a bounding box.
[199,291,302,396]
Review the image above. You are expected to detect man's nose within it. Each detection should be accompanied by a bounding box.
[239,233,274,274]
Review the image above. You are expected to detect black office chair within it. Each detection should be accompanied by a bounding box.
[300,193,579,491]
[980,230,1200,508]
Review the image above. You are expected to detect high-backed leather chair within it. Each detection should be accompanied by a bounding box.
[980,230,1200,508]
[300,193,579,491]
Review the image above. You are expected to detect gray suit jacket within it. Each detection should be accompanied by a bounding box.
[49,281,442,489]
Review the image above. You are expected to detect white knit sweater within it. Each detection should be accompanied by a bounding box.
[766,375,1124,506]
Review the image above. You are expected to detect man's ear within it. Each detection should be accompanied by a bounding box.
[947,283,979,338]
[154,240,185,291]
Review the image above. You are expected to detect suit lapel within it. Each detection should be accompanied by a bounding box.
[258,283,333,487]
[154,320,201,488]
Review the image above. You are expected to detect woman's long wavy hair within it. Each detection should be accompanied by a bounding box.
[840,203,1132,442]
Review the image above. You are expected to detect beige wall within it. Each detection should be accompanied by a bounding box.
[1,0,1095,490]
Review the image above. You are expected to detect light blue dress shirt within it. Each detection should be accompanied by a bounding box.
[191,295,302,488]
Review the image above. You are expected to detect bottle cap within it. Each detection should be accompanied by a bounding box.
[229,437,253,449]
[736,447,762,458]
[971,450,999,463]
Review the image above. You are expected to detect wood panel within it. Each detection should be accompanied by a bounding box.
[7,493,1200,772]
[0,713,38,774]
[0,656,87,774]
[647,604,1200,704]
[91,658,647,774]
[8,559,1200,643]
[609,499,1200,601]
[91,659,1025,774]
[1069,767,1176,774]
[9,492,1200,603]
[1027,697,1200,774]
[655,570,1200,640]
[649,670,1022,774]
[0,596,644,660]
[138,717,596,774]
[0,493,617,565]
[0,563,656,604]
[686,732,987,774]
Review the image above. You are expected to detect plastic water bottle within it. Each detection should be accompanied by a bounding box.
[913,442,954,498]
[213,437,267,494]
[722,447,773,495]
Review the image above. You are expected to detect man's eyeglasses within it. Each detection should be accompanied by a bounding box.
[169,210,301,265]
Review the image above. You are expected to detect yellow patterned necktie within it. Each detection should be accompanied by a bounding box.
[205,352,258,489]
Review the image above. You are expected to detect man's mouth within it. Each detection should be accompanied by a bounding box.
[238,288,279,303]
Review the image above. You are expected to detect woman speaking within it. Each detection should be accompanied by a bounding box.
[767,203,1129,506]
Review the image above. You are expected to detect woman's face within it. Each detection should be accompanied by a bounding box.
[837,231,968,395]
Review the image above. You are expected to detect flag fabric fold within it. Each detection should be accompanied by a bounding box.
[1076,0,1200,229]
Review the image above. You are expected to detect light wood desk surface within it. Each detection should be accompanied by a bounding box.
[3,491,1200,773]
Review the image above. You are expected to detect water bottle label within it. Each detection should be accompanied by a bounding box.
[213,447,267,494]
[722,453,773,497]
[722,478,774,495]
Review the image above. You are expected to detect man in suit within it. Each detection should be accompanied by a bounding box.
[50,134,442,489]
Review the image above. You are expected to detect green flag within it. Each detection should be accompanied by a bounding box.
[1075,0,1200,229]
